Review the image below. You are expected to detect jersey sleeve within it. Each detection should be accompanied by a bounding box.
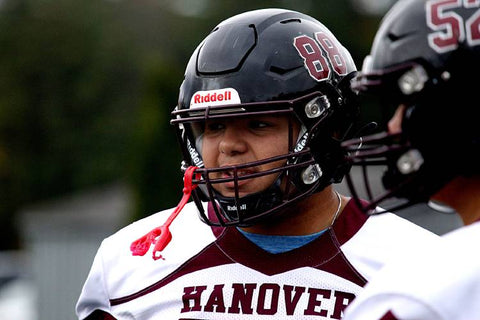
[76,240,112,319]
[343,293,441,319]
[340,211,440,281]
[342,238,446,320]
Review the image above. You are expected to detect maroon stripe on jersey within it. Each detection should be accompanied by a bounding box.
[86,310,117,319]
[380,311,400,320]
[332,198,369,246]
[214,223,367,286]
[207,202,226,238]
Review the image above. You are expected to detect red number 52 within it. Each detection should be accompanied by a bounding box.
[427,0,480,53]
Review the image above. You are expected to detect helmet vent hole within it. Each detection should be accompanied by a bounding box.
[280,18,301,24]
[387,32,400,42]
[269,65,300,75]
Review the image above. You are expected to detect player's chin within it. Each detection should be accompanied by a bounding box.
[216,183,263,198]
[216,188,251,198]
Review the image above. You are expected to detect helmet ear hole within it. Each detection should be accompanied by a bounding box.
[304,96,330,119]
[301,164,323,185]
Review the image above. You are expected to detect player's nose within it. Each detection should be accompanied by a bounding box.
[218,124,248,156]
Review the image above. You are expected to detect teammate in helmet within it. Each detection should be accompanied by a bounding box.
[341,0,480,319]
[76,8,438,320]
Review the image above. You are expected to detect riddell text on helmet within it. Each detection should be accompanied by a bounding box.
[190,88,241,108]
[194,91,231,103]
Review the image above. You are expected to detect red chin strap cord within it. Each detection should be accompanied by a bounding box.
[130,166,200,260]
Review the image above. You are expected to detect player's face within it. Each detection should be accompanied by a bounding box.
[388,104,449,204]
[201,115,299,198]
[387,104,406,134]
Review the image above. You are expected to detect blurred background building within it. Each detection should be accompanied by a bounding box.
[0,0,463,319]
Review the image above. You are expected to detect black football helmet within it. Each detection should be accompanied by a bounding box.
[171,8,359,227]
[342,0,480,213]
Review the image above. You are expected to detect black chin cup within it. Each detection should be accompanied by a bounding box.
[211,179,285,227]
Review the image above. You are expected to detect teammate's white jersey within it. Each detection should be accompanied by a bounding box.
[343,220,480,320]
[76,200,438,320]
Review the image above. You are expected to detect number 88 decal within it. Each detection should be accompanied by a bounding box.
[427,0,480,53]
[293,31,348,82]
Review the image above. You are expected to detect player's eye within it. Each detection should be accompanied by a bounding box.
[248,120,270,130]
[205,122,225,133]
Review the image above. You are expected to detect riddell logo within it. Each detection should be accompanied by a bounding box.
[190,88,241,108]
[194,90,231,104]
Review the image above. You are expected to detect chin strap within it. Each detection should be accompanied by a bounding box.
[130,166,199,260]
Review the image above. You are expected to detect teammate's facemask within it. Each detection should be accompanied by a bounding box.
[171,8,360,227]
[341,0,480,214]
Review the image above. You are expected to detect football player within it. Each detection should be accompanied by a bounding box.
[341,0,480,319]
[76,8,438,320]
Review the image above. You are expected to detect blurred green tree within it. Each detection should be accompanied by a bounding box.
[0,0,182,248]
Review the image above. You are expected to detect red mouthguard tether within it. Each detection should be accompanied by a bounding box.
[130,166,199,260]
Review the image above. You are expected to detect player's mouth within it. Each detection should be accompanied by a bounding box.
[221,168,256,189]
[206,165,259,197]
[211,163,280,197]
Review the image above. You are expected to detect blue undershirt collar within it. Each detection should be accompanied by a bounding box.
[237,228,327,254]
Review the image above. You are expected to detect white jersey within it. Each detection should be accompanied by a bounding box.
[76,199,438,320]
[343,220,480,320]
